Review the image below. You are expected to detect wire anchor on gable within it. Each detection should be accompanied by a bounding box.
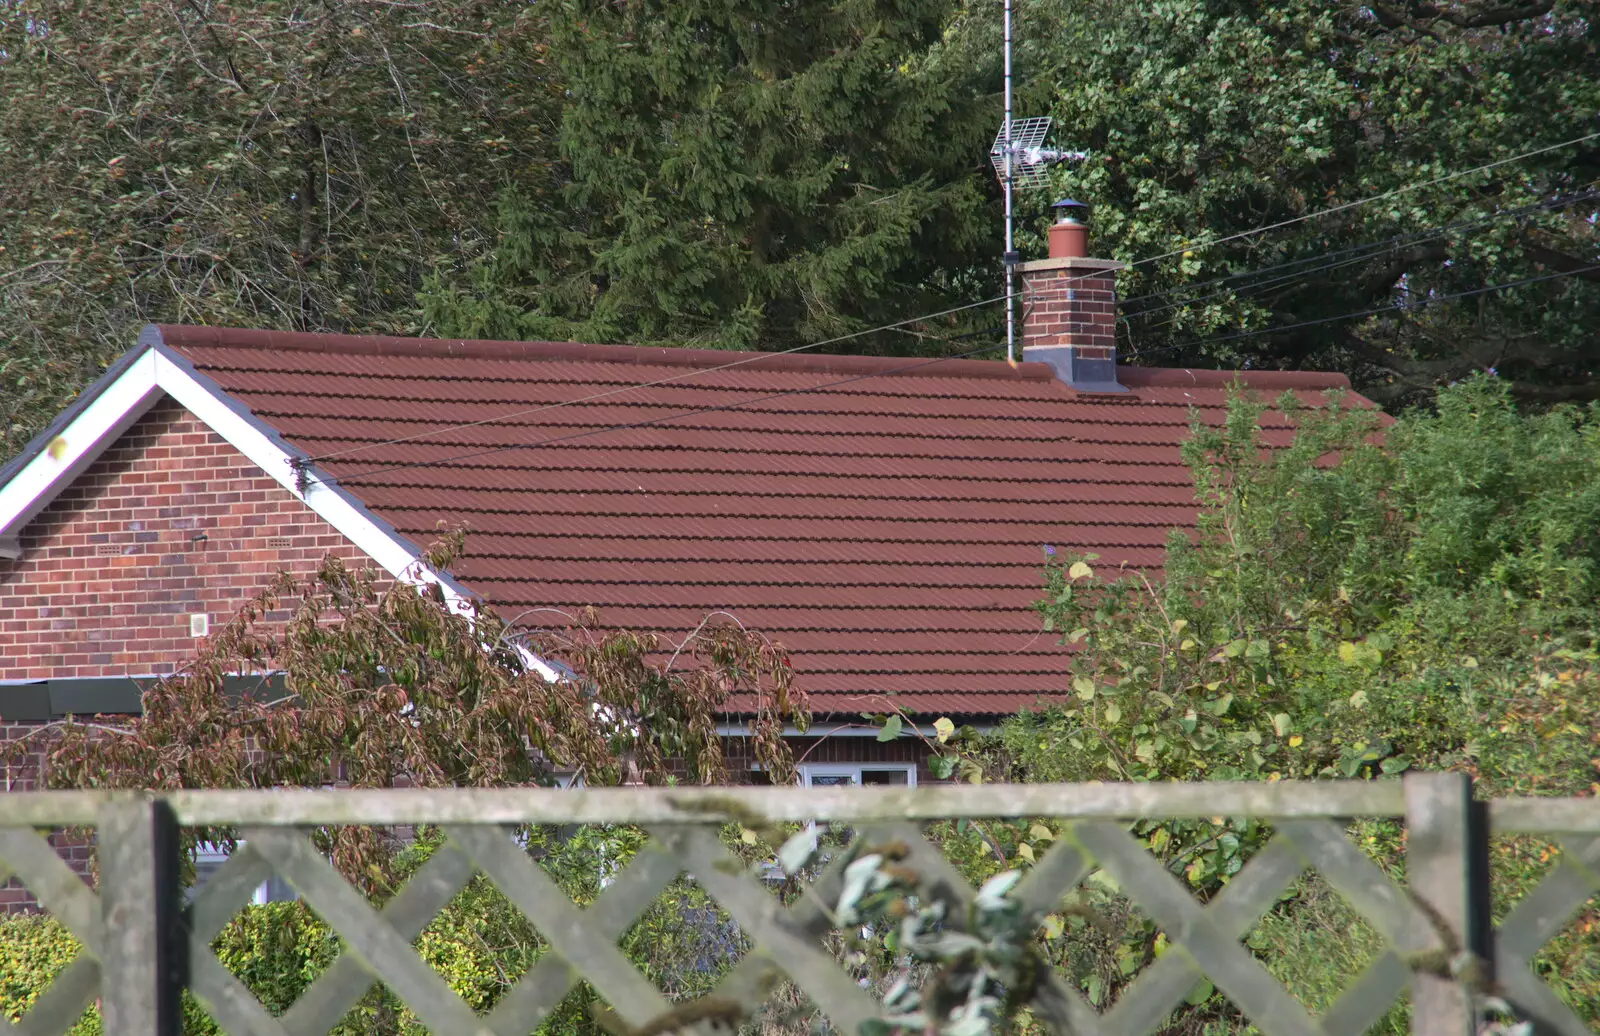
[288,457,313,495]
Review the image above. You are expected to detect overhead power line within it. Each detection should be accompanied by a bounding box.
[1122,263,1600,361]
[327,263,1595,486]
[1128,130,1600,272]
[1127,251,1393,326]
[305,294,1010,465]
[1119,186,1600,316]
[1128,189,1600,341]
[302,133,1599,471]
[318,262,1597,487]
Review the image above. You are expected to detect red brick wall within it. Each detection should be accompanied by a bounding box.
[0,397,374,681]
[1020,271,1117,355]
[0,397,942,907]
[0,830,91,915]
[1,722,90,911]
[0,397,382,911]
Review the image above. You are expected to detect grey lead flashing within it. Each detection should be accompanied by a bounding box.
[0,676,146,719]
[0,683,53,722]
[1023,344,1128,394]
[49,677,152,717]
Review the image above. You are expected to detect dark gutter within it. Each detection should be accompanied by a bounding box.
[0,674,290,720]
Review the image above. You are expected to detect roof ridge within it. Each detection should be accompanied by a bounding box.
[1119,365,1352,391]
[155,324,1355,392]
[152,323,1056,383]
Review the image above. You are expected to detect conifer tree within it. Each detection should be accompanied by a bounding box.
[423,0,995,351]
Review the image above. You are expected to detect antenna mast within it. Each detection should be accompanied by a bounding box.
[1003,0,1016,364]
[990,0,1088,364]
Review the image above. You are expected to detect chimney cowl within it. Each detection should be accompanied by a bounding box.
[1047,199,1090,259]
[1051,198,1089,223]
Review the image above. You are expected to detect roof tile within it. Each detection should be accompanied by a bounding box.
[157,324,1371,715]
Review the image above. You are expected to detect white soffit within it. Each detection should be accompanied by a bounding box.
[0,342,561,682]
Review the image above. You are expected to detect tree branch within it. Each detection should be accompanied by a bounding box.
[1413,0,1557,28]
[1521,236,1600,284]
[1504,381,1600,403]
[1369,3,1445,39]
[1359,244,1454,300]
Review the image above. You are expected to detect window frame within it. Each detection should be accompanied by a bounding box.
[796,762,917,788]
[190,841,296,904]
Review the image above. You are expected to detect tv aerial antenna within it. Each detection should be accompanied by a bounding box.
[992,0,1088,364]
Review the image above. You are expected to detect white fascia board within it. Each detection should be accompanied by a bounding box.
[0,350,165,543]
[153,351,428,586]
[151,350,562,682]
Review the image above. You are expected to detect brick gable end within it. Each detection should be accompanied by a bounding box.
[0,397,376,682]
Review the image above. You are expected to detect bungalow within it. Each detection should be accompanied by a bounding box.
[0,230,1372,811]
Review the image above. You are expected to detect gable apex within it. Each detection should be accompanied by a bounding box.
[0,343,165,558]
[0,326,557,678]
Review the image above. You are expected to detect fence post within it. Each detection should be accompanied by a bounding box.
[98,792,185,1035]
[1404,771,1492,1036]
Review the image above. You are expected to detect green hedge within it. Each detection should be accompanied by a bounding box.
[0,881,548,1034]
[0,913,100,1034]
[0,864,729,1034]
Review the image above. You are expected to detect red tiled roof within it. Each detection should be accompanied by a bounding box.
[155,325,1369,717]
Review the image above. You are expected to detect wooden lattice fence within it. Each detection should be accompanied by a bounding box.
[0,774,1595,1036]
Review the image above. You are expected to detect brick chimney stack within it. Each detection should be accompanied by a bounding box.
[1019,199,1126,393]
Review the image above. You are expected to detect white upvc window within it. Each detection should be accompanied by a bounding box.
[797,763,916,788]
[191,842,297,904]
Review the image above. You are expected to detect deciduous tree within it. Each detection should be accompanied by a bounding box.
[0,0,564,455]
[952,0,1600,403]
[22,532,807,885]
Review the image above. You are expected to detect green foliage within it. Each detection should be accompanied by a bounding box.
[1014,376,1599,795]
[9,0,1600,463]
[0,0,564,455]
[424,0,992,353]
[0,914,98,1033]
[995,375,1600,1025]
[0,897,522,1033]
[0,904,350,1035]
[1251,871,1404,1032]
[780,830,1052,1036]
[209,903,345,1022]
[24,532,807,889]
[943,0,1600,405]
[0,824,748,1035]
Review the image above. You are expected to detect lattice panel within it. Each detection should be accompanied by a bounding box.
[0,826,104,1035]
[175,821,1448,1036]
[1491,835,1600,1036]
[182,824,889,1036]
[2,813,1596,1035]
